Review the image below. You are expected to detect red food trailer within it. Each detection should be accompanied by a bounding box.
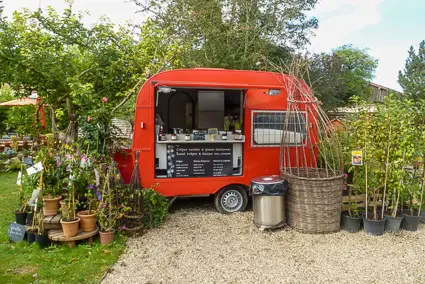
[117,68,315,213]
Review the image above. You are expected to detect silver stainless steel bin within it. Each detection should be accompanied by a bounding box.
[251,175,288,229]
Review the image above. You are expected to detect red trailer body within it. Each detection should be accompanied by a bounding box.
[120,68,315,213]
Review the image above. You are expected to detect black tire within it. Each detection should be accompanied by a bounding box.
[214,185,248,214]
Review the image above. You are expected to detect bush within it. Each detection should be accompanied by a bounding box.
[6,157,21,172]
[142,188,170,229]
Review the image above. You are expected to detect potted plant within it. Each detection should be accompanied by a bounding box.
[15,178,28,225]
[97,165,122,245]
[35,215,50,248]
[345,103,385,235]
[36,146,64,216]
[341,193,362,232]
[77,184,98,232]
[60,184,80,238]
[400,170,421,231]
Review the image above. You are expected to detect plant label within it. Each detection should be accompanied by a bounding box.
[23,156,33,166]
[16,171,22,185]
[26,162,43,175]
[352,150,363,166]
[28,189,40,207]
[7,222,26,242]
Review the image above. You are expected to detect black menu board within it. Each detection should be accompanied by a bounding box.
[167,143,233,178]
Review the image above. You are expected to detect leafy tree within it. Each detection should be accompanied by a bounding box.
[132,0,318,69]
[0,3,181,150]
[398,40,425,99]
[6,106,38,136]
[308,45,378,111]
[0,84,13,134]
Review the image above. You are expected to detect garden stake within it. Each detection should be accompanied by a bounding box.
[418,157,425,217]
[392,152,405,217]
[381,125,391,220]
[364,137,368,218]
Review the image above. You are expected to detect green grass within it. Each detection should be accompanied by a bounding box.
[0,172,126,284]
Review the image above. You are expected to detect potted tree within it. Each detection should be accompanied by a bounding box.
[15,172,27,225]
[400,170,422,231]
[346,101,385,235]
[341,171,363,232]
[35,213,50,248]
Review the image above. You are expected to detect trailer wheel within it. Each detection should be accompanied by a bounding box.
[214,185,248,214]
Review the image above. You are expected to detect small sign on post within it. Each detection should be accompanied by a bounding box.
[352,150,363,166]
[23,156,33,166]
[26,162,43,176]
[7,222,26,242]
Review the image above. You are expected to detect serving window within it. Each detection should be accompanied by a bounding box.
[154,87,245,178]
[251,111,307,147]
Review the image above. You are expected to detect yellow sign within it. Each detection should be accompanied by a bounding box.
[352,150,363,166]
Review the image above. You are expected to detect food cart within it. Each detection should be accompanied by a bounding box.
[118,68,314,213]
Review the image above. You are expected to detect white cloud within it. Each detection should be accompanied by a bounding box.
[309,0,385,52]
[308,0,407,91]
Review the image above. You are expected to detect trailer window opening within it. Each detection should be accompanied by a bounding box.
[252,111,307,146]
[154,87,245,178]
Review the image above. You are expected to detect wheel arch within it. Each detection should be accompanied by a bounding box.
[213,183,249,195]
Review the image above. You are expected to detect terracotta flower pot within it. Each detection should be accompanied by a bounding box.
[77,210,97,232]
[43,196,62,216]
[60,217,80,238]
[99,230,114,245]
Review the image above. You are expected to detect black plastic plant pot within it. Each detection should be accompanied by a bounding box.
[26,212,34,226]
[27,230,36,244]
[363,214,385,236]
[384,215,403,233]
[420,211,425,224]
[35,233,50,248]
[341,213,362,233]
[400,214,420,231]
[15,211,27,225]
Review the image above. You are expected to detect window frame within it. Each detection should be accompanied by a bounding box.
[250,110,308,148]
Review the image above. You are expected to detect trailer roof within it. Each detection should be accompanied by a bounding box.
[147,68,300,90]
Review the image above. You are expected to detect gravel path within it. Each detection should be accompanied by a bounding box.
[103,198,425,284]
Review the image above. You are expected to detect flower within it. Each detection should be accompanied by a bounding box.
[102,97,108,103]
[56,159,62,166]
[87,116,91,122]
[95,191,102,201]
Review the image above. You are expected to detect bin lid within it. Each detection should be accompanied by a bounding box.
[251,175,283,185]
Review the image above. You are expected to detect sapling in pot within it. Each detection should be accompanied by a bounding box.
[60,184,80,237]
[15,188,28,225]
[77,184,98,232]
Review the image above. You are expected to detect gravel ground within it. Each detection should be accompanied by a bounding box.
[103,198,425,284]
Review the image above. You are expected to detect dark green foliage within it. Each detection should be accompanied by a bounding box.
[142,188,170,228]
[133,0,318,70]
[398,40,425,99]
[309,45,378,111]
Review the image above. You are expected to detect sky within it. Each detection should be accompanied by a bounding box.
[3,0,425,92]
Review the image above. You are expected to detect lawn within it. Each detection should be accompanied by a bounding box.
[0,172,126,284]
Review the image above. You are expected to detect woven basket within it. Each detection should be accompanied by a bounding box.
[282,168,344,234]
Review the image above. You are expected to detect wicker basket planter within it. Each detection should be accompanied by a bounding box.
[282,168,344,234]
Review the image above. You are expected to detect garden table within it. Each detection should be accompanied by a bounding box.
[48,226,99,248]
